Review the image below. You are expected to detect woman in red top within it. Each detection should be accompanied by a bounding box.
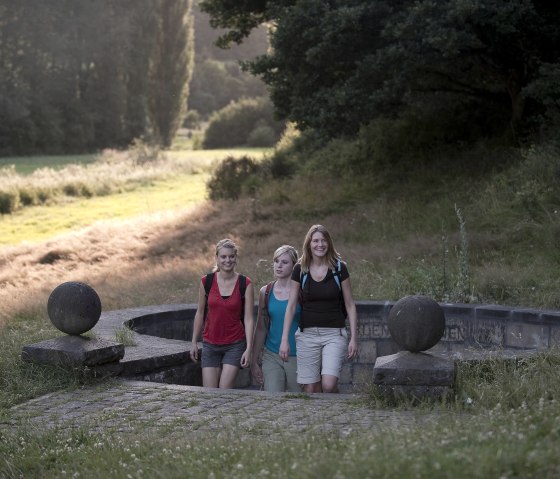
[190,238,254,388]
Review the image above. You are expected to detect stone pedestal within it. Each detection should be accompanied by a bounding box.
[22,335,124,368]
[373,350,456,401]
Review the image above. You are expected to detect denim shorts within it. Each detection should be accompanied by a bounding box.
[201,340,246,368]
[295,327,348,384]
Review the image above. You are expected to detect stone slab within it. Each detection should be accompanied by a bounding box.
[373,351,456,386]
[22,336,124,367]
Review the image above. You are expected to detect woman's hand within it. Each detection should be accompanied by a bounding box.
[279,339,290,362]
[347,338,358,360]
[190,343,199,362]
[251,362,264,385]
[240,349,251,368]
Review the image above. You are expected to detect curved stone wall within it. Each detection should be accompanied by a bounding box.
[93,301,560,391]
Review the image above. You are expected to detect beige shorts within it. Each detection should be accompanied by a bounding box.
[295,327,348,384]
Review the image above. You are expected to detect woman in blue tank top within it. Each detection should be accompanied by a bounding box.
[251,245,301,392]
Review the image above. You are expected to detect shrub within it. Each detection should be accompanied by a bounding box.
[207,155,260,200]
[203,97,285,148]
[182,110,201,129]
[0,189,20,214]
[266,149,298,179]
[127,138,162,165]
[247,122,276,147]
[18,187,38,206]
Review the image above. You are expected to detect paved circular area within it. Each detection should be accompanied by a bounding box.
[7,381,429,439]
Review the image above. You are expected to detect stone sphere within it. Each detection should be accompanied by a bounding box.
[387,295,445,352]
[47,282,102,335]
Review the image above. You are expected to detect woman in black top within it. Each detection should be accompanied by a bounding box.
[279,224,358,393]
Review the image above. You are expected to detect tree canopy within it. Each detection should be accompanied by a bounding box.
[0,0,194,155]
[200,0,560,143]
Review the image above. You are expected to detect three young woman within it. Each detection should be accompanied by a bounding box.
[279,224,358,393]
[251,245,301,392]
[190,238,254,389]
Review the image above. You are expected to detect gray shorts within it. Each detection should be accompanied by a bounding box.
[201,340,246,368]
[295,327,348,384]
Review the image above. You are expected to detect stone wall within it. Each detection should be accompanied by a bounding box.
[342,301,560,391]
[96,301,560,391]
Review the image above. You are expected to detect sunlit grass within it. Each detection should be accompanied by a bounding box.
[0,148,270,176]
[0,154,98,175]
[166,147,270,163]
[0,173,209,246]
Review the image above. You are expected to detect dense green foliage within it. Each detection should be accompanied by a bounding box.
[188,1,269,119]
[0,1,194,155]
[188,59,267,117]
[203,97,285,148]
[201,0,560,145]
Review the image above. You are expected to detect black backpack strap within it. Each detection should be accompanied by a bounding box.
[299,267,306,332]
[239,274,247,323]
[203,272,214,322]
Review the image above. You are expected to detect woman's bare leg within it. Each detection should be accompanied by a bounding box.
[302,381,322,393]
[219,364,240,389]
[202,367,221,388]
[321,374,339,393]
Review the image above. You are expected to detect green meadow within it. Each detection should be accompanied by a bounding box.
[1,144,560,478]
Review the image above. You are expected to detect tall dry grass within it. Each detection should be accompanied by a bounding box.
[0,146,212,214]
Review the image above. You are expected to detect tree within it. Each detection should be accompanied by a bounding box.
[149,0,194,147]
[0,0,195,155]
[200,0,560,143]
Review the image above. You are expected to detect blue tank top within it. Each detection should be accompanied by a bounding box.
[265,286,301,355]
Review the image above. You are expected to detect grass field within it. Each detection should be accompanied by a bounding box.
[0,147,270,244]
[0,173,209,245]
[1,143,560,478]
[0,153,98,175]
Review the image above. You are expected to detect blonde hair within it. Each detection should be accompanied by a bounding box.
[299,224,340,272]
[213,238,238,272]
[273,245,298,264]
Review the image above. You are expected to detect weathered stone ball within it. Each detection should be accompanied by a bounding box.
[387,295,445,352]
[47,282,102,335]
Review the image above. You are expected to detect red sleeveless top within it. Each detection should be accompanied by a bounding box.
[202,274,249,345]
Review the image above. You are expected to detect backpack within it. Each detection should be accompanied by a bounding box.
[260,280,276,332]
[299,259,347,330]
[203,272,247,325]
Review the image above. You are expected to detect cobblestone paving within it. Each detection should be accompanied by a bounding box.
[5,381,429,438]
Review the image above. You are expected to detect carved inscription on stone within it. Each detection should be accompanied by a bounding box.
[357,317,391,339]
[443,318,467,342]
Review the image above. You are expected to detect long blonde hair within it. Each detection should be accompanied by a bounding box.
[299,224,340,272]
[213,238,238,272]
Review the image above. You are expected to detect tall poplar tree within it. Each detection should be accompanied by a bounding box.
[149,0,194,147]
